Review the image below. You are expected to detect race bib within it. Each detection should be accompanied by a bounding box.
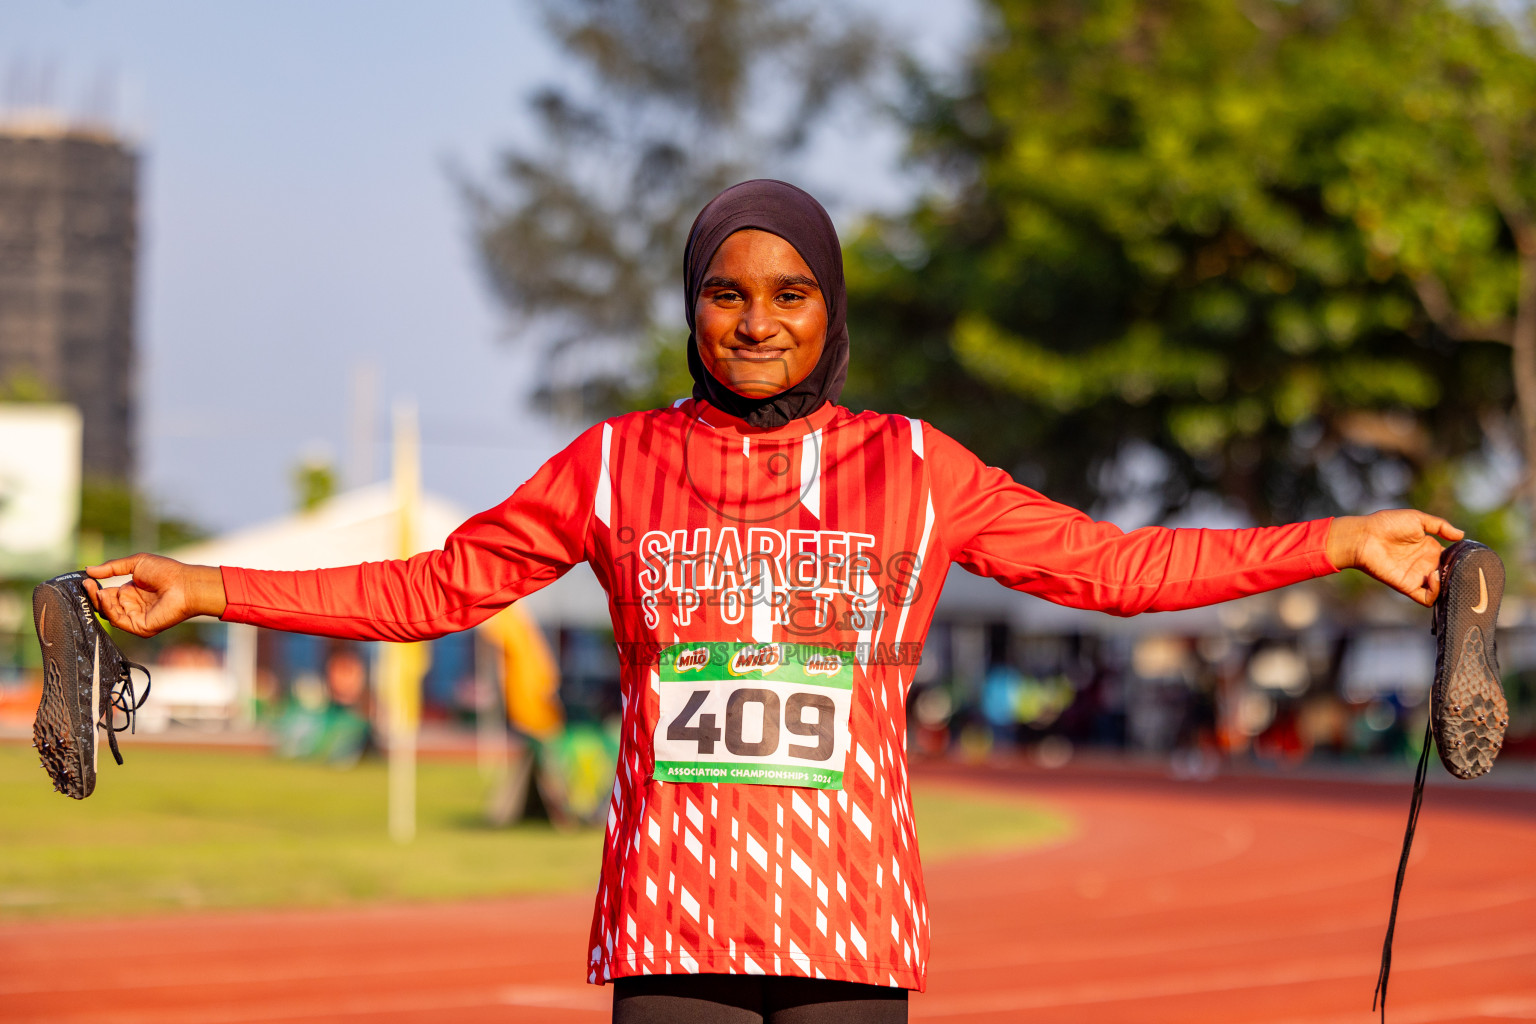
[652,641,853,789]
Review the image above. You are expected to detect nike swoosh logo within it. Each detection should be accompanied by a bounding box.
[1471,568,1489,614]
[91,637,101,774]
[39,605,51,646]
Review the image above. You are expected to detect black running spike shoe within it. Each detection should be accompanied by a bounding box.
[1430,540,1508,780]
[1374,540,1508,1020]
[31,570,151,799]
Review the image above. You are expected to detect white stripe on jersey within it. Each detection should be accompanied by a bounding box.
[800,429,821,520]
[908,417,924,459]
[595,422,614,526]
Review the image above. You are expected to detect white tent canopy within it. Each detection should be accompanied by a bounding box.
[170,484,469,571]
[168,484,611,630]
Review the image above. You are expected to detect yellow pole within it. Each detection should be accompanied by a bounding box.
[382,401,428,844]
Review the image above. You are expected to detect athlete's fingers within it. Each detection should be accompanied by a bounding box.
[1383,567,1435,608]
[1410,513,1457,605]
[84,579,131,622]
[1363,534,1441,606]
[118,611,157,638]
[110,597,152,637]
[87,556,144,579]
[1411,540,1444,606]
[120,578,190,637]
[1417,513,1463,542]
[93,579,145,634]
[1417,537,1445,604]
[1414,572,1438,607]
[90,581,125,626]
[84,564,124,612]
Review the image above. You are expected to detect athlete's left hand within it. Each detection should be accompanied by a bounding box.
[1326,510,1464,607]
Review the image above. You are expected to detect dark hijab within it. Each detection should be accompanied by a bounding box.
[683,179,849,429]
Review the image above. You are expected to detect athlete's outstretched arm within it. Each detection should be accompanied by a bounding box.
[86,422,606,641]
[925,425,1460,614]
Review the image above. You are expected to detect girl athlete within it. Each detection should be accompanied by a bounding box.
[86,180,1463,1024]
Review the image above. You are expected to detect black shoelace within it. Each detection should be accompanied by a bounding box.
[1372,713,1433,1022]
[102,660,152,765]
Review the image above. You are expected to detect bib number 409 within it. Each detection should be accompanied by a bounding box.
[667,687,836,761]
[652,643,853,788]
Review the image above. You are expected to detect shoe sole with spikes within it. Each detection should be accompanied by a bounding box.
[1431,541,1507,780]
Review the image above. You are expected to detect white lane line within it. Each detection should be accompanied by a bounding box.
[920,934,1536,1017]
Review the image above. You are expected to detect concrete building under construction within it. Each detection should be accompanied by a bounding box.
[0,118,137,481]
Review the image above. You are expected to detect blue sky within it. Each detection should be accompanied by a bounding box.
[3,0,976,535]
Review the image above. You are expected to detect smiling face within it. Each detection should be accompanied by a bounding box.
[694,229,828,400]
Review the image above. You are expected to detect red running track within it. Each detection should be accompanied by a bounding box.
[2,763,1533,1024]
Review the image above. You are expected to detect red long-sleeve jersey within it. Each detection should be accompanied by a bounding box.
[221,400,1337,989]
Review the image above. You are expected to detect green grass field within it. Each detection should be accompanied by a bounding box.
[0,741,1070,919]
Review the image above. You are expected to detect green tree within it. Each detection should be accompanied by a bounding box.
[79,479,206,556]
[844,0,1522,536]
[292,457,337,513]
[465,0,885,418]
[0,372,57,403]
[1325,1,1536,536]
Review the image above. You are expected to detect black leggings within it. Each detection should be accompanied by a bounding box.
[612,974,909,1024]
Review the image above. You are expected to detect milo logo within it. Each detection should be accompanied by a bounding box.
[728,644,782,676]
[804,652,842,677]
[674,647,710,673]
[657,641,851,691]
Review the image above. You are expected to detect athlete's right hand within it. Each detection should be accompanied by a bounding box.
[83,554,228,637]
